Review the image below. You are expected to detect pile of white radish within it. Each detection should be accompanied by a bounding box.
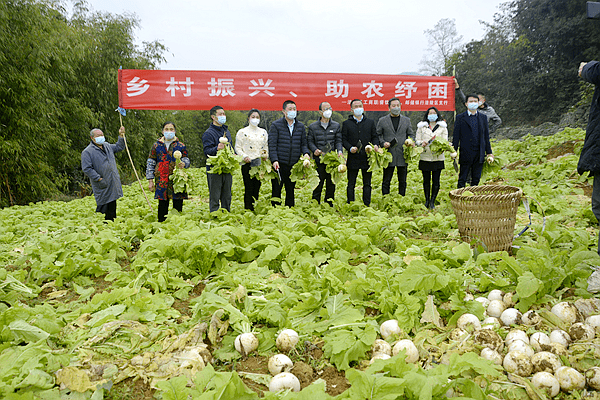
[268,329,301,392]
[369,293,600,397]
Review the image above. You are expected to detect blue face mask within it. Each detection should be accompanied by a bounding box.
[353,107,364,117]
[94,136,105,145]
[428,114,438,122]
[467,102,479,110]
[164,131,175,140]
[217,115,227,125]
[286,110,297,120]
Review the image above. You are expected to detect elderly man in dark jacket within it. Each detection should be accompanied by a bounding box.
[342,99,380,206]
[377,97,415,196]
[269,100,310,207]
[81,126,125,220]
[308,101,342,205]
[452,93,493,188]
[577,61,600,255]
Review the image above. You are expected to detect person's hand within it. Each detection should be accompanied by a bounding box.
[422,141,428,148]
[243,157,251,163]
[314,149,322,156]
[338,151,343,156]
[350,147,357,154]
[217,143,225,151]
[119,126,125,137]
[453,77,459,89]
[486,154,495,164]
[273,161,280,170]
[304,153,310,158]
[177,162,185,169]
[148,180,155,190]
[579,62,587,77]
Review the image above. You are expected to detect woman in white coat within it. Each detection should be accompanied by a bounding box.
[415,107,448,210]
[235,109,269,211]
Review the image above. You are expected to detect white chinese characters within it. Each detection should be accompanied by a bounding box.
[207,78,235,97]
[325,80,349,98]
[248,79,275,97]
[428,82,448,99]
[361,80,384,98]
[166,77,195,97]
[126,77,150,97]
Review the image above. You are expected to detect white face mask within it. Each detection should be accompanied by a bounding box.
[322,109,333,119]
[353,107,364,117]
[249,118,260,126]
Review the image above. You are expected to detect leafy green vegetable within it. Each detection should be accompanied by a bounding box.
[321,151,347,185]
[428,138,455,156]
[207,145,242,174]
[367,145,393,172]
[289,155,319,189]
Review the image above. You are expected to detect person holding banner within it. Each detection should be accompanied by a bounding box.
[452,94,493,188]
[308,101,342,205]
[416,107,448,209]
[81,126,126,221]
[269,100,310,207]
[376,97,414,197]
[342,99,380,206]
[203,106,234,212]
[146,122,190,222]
[235,109,269,211]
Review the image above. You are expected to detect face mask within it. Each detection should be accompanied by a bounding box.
[249,118,260,126]
[467,102,479,110]
[427,114,438,122]
[322,109,333,119]
[164,131,175,140]
[286,110,297,120]
[217,115,227,125]
[390,107,401,115]
[94,136,105,145]
[353,107,364,117]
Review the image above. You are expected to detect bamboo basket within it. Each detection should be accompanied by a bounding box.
[449,185,522,252]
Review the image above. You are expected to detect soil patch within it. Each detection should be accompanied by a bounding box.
[105,377,155,400]
[320,366,350,396]
[546,140,579,160]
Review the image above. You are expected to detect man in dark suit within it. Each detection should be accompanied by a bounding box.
[452,93,494,188]
[376,97,414,196]
[342,99,380,206]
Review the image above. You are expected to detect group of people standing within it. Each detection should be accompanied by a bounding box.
[81,92,496,221]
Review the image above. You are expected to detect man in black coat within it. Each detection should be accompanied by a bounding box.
[452,93,494,188]
[308,101,342,205]
[577,61,600,254]
[342,99,380,206]
[269,99,310,207]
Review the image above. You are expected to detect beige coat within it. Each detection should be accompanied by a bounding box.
[415,121,448,162]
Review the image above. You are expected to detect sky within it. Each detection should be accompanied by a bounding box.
[74,0,508,75]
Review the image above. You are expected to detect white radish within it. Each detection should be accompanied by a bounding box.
[268,354,293,375]
[480,348,502,365]
[269,372,301,392]
[392,339,419,363]
[532,372,560,397]
[487,300,505,318]
[481,317,500,330]
[276,329,299,352]
[369,353,391,364]
[568,322,595,341]
[522,310,541,325]
[487,289,503,302]
[507,339,534,358]
[555,366,585,392]
[380,320,401,340]
[551,302,579,324]
[505,329,529,346]
[530,332,551,352]
[219,137,229,144]
[586,367,600,390]
[372,339,392,356]
[503,350,533,377]
[235,332,259,356]
[500,308,521,326]
[531,351,561,374]
[456,313,481,331]
[549,329,570,347]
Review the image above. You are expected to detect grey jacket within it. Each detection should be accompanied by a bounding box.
[376,114,415,167]
[81,137,125,206]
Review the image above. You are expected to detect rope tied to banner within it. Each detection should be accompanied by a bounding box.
[115,107,153,212]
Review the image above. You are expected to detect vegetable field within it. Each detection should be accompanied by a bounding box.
[2,127,600,400]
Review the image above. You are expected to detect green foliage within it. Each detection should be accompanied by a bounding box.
[367,146,393,172]
[289,155,319,190]
[0,0,168,206]
[206,145,242,175]
[321,151,347,185]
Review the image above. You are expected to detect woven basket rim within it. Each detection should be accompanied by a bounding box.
[449,185,522,202]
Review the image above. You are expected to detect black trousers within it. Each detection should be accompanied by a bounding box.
[241,164,261,210]
[422,169,442,201]
[382,165,408,196]
[271,163,295,207]
[312,162,335,205]
[347,167,372,206]
[158,198,183,222]
[96,200,117,221]
[458,159,484,188]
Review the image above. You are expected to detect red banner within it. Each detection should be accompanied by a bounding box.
[118,70,455,112]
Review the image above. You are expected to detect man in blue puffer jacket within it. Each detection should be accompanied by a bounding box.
[577,61,600,255]
[269,100,310,207]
